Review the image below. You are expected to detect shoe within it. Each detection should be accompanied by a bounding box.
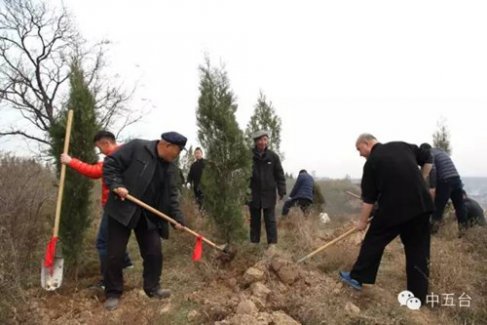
[104,297,120,311]
[147,288,171,299]
[267,243,277,252]
[339,271,362,290]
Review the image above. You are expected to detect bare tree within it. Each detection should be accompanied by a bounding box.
[0,0,139,150]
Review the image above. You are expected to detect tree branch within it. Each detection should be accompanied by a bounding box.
[0,130,49,145]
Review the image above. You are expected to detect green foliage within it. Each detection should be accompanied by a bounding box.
[311,183,326,213]
[196,58,251,243]
[245,91,283,157]
[48,60,99,268]
[433,117,452,155]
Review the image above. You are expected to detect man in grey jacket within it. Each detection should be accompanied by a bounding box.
[103,132,186,310]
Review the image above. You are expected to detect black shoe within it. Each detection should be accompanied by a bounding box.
[147,288,171,299]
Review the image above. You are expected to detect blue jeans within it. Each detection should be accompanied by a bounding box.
[96,211,132,277]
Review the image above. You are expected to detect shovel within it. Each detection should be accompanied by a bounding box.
[41,109,74,290]
[297,217,372,263]
[124,193,235,260]
[296,226,359,263]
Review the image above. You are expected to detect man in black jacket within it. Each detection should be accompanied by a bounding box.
[249,130,286,245]
[339,133,434,304]
[102,132,186,310]
[187,147,205,209]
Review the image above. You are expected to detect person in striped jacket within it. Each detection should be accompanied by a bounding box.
[420,143,467,235]
[60,130,132,289]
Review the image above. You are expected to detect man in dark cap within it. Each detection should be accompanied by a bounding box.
[249,130,286,247]
[102,132,187,310]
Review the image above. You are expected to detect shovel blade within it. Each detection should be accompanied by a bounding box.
[41,257,64,291]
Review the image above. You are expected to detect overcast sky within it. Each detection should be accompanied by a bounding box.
[5,0,487,179]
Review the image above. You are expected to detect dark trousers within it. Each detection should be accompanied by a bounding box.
[96,211,132,279]
[281,198,312,216]
[250,206,277,244]
[193,187,204,209]
[432,177,467,228]
[105,215,162,298]
[350,214,431,303]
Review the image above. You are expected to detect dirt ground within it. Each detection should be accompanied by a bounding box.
[13,210,487,325]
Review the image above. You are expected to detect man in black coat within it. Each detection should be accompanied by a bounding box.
[187,147,205,209]
[249,130,286,245]
[102,132,186,310]
[339,133,434,303]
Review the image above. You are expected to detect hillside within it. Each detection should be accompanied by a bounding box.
[1,158,485,325]
[6,207,487,324]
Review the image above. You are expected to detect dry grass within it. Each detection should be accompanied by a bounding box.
[2,162,486,325]
[0,155,56,323]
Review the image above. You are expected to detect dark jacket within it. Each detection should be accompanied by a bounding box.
[187,158,205,191]
[361,142,434,227]
[103,139,185,239]
[250,147,286,209]
[289,171,314,201]
[464,197,486,226]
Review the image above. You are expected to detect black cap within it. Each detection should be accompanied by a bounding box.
[161,131,187,150]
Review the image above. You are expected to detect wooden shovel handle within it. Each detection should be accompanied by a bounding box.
[53,110,74,237]
[345,191,361,200]
[124,193,224,251]
[297,226,358,263]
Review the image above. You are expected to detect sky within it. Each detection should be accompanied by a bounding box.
[3,0,487,179]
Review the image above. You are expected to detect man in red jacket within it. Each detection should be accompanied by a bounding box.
[61,130,132,289]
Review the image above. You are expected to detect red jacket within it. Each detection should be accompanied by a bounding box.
[68,146,119,206]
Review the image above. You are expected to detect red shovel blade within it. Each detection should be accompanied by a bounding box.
[192,236,203,262]
[43,236,58,270]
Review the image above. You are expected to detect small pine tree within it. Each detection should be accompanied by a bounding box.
[433,118,452,155]
[245,91,283,158]
[49,60,99,269]
[196,59,251,243]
